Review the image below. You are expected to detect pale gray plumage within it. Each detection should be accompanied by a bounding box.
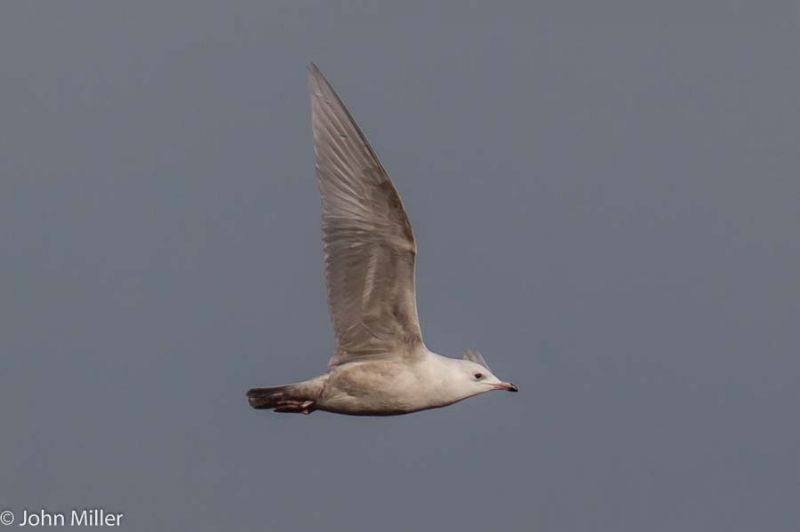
[246,64,517,416]
[462,349,491,371]
[309,63,422,364]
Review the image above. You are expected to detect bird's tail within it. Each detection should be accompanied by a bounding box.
[246,385,293,409]
[247,375,326,413]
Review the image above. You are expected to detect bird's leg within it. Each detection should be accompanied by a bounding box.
[274,400,316,415]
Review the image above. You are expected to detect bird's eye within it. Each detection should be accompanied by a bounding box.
[474,373,483,380]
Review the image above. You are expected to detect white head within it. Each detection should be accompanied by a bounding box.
[446,350,518,400]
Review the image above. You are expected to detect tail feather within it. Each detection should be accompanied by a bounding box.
[247,375,326,413]
[246,385,291,409]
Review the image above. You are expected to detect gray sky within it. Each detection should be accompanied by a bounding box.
[2,2,799,531]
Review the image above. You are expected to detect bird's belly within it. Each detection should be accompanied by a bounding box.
[316,361,446,416]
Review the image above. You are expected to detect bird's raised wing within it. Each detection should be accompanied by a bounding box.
[309,64,423,365]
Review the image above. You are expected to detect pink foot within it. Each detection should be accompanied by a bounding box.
[274,400,316,415]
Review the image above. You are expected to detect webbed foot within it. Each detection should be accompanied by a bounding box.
[274,400,316,415]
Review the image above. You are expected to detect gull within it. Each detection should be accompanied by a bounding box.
[246,64,517,416]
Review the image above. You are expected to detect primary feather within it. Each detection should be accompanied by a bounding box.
[309,64,423,364]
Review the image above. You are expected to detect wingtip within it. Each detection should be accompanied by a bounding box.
[308,62,325,82]
[308,62,326,91]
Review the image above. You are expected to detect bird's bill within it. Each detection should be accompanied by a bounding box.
[493,382,518,392]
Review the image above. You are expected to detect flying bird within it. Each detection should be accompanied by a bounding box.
[246,64,517,416]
